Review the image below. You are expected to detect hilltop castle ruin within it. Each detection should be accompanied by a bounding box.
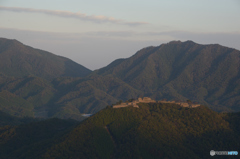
[112,97,200,109]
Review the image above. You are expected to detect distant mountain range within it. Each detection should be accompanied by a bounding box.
[0,103,239,158]
[0,38,239,119]
[0,38,91,79]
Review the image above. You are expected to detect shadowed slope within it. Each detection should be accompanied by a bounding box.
[0,118,78,159]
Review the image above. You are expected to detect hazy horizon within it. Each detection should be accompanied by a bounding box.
[1,0,239,70]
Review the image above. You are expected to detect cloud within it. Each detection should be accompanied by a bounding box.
[0,6,148,26]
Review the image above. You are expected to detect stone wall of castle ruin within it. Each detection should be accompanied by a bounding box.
[113,102,139,108]
[159,101,175,104]
[138,97,156,103]
[190,104,201,108]
[112,97,200,109]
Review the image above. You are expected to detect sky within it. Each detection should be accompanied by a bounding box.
[0,0,240,70]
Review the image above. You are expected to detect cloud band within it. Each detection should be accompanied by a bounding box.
[0,6,148,26]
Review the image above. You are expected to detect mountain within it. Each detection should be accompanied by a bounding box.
[0,72,139,120]
[0,38,240,120]
[0,37,93,119]
[95,41,240,112]
[1,103,239,158]
[0,38,91,79]
[46,74,141,118]
[1,39,239,158]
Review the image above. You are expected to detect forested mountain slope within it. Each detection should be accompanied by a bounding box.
[1,103,236,159]
[0,38,91,80]
[0,38,239,119]
[95,41,240,112]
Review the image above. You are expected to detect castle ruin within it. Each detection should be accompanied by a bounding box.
[112,97,200,109]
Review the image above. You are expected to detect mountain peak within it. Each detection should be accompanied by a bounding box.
[166,40,196,45]
[0,38,92,79]
[167,40,182,44]
[95,41,240,112]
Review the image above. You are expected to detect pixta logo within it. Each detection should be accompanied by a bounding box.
[210,150,215,156]
[210,150,238,156]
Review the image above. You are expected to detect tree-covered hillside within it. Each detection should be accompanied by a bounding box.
[95,41,240,112]
[0,117,78,159]
[42,103,240,159]
[0,110,41,126]
[0,38,91,80]
[0,38,240,120]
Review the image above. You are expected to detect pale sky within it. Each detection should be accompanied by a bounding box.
[0,0,240,70]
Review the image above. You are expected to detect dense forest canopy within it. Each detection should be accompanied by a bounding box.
[1,103,239,158]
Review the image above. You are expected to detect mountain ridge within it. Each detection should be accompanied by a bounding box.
[0,37,239,119]
[94,40,240,112]
[0,38,239,158]
[0,38,92,80]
